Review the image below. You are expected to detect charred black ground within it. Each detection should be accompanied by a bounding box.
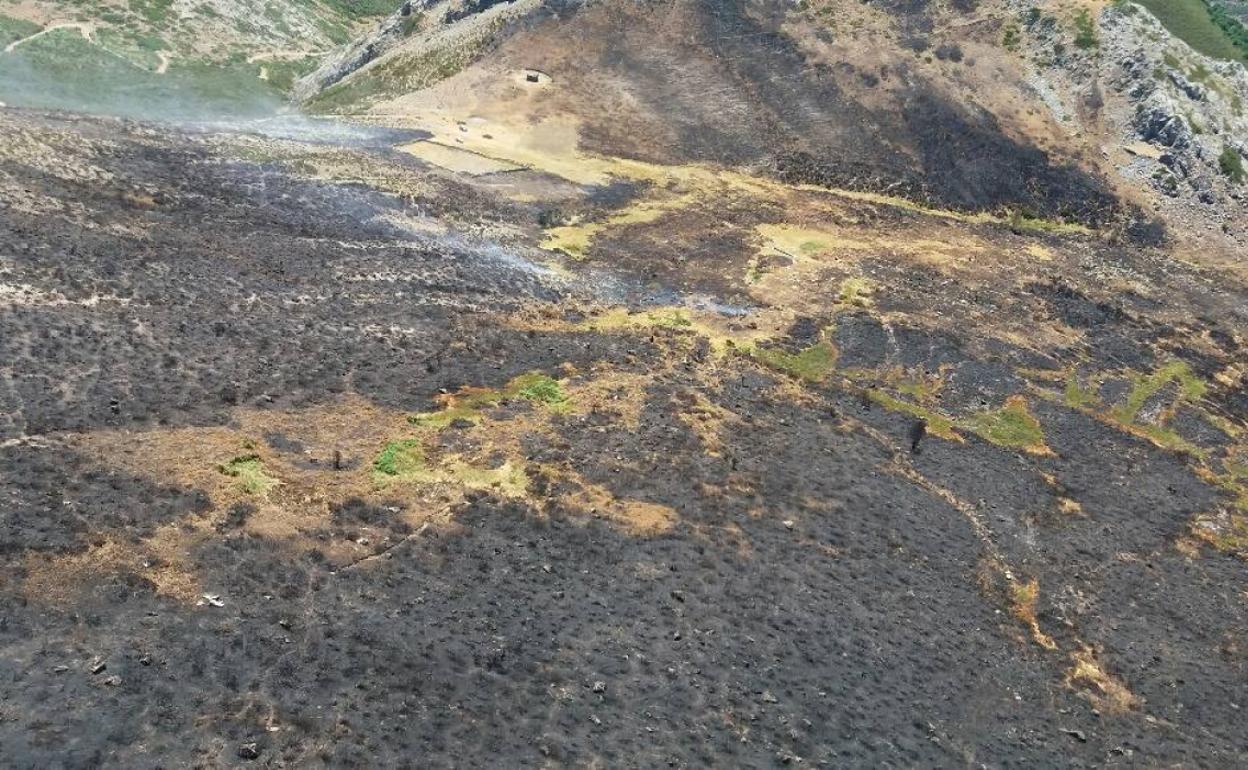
[540,0,1127,228]
[0,101,1246,770]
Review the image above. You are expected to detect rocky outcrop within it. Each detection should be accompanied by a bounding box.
[1134,94,1193,151]
[293,0,579,104]
[291,0,441,102]
[1095,3,1248,244]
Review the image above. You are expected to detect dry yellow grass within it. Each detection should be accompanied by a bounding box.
[1010,578,1058,650]
[1067,646,1141,713]
[26,363,705,604]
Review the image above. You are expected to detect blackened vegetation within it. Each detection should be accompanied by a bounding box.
[3,355,1246,766]
[590,0,1124,228]
[777,92,1120,227]
[909,417,927,452]
[1027,280,1129,330]
[217,502,256,532]
[899,93,1117,226]
[1,111,1247,768]
[0,444,211,554]
[0,117,593,442]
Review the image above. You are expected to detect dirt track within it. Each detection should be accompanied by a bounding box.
[1,109,1247,767]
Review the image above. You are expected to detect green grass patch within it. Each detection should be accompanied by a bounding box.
[748,341,837,383]
[837,277,875,308]
[1136,0,1246,61]
[963,396,1049,453]
[374,438,425,477]
[1202,514,1248,552]
[401,10,425,37]
[1110,360,1207,424]
[0,14,41,48]
[133,0,174,23]
[318,0,400,20]
[408,372,571,428]
[262,55,321,92]
[895,375,941,403]
[644,309,694,329]
[866,390,959,440]
[373,438,528,495]
[1001,209,1090,235]
[218,454,279,494]
[1206,0,1248,60]
[1064,373,1101,409]
[1134,422,1205,456]
[0,30,284,117]
[306,37,483,113]
[1003,22,1020,50]
[514,373,568,405]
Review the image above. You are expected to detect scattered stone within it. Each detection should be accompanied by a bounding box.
[762,690,778,704]
[1063,728,1087,742]
[592,681,606,693]
[237,742,260,760]
[101,675,122,687]
[90,659,107,675]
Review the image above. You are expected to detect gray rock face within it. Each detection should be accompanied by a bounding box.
[1167,71,1206,101]
[292,0,439,102]
[1097,3,1248,229]
[1134,96,1192,151]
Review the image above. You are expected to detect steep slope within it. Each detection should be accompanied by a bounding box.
[300,0,1248,256]
[2,99,1248,767]
[300,0,1121,224]
[2,1,1248,767]
[1012,1,1248,260]
[0,0,399,115]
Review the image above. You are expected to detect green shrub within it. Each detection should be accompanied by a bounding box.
[1003,23,1020,50]
[1206,0,1248,60]
[1220,146,1245,183]
[1073,8,1099,49]
[514,374,568,405]
[401,11,424,37]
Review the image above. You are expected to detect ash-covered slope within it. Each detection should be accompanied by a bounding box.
[301,0,1122,225]
[3,1,1248,768]
[302,0,1248,252]
[2,106,1248,768]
